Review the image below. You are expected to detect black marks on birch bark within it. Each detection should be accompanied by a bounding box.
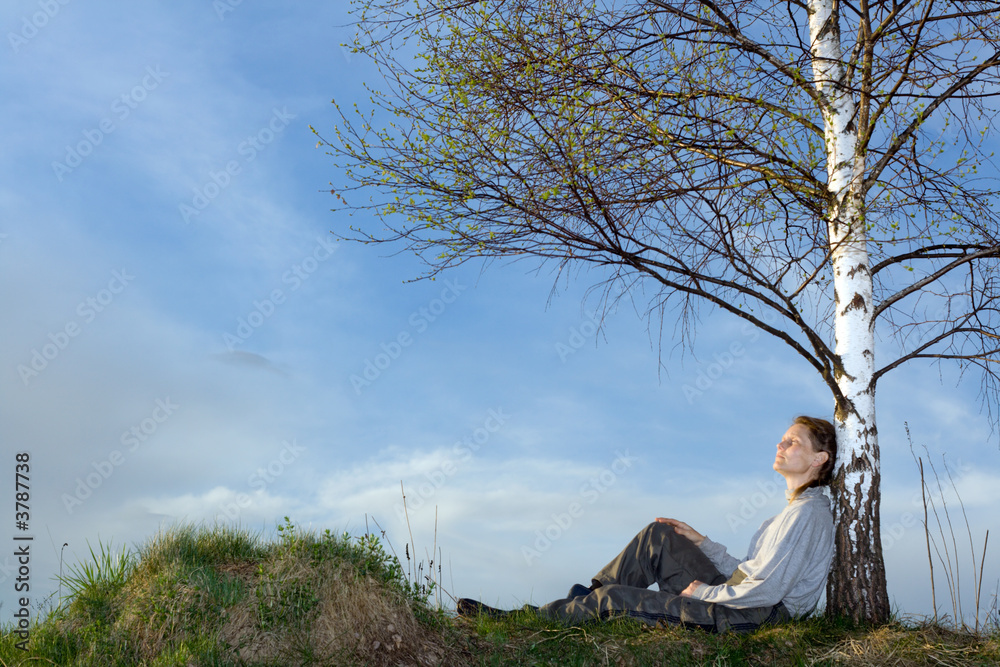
[841,292,867,314]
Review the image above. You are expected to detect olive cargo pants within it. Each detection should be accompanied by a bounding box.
[538,521,790,633]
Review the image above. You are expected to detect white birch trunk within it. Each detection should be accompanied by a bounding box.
[808,0,889,621]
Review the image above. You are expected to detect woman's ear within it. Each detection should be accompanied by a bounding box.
[812,451,830,468]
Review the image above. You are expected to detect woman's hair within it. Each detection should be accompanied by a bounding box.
[789,415,837,501]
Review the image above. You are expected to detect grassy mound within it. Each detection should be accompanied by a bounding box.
[2,519,998,665]
[0,519,465,666]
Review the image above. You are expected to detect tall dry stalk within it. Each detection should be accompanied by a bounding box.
[908,425,992,632]
[977,531,990,633]
[400,481,416,583]
[395,481,450,609]
[944,457,991,633]
[918,457,937,623]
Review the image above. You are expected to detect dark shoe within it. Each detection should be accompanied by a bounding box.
[457,598,509,619]
[568,583,592,598]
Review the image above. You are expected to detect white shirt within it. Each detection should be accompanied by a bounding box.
[691,487,835,617]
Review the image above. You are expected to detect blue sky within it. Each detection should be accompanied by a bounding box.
[1,0,998,627]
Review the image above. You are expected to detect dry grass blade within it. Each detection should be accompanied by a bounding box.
[808,624,992,667]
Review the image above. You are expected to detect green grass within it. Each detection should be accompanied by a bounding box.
[461,578,1000,666]
[457,607,1000,666]
[2,519,997,666]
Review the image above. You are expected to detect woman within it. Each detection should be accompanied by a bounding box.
[459,416,837,633]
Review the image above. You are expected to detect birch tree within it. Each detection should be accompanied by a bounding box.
[322,0,1000,622]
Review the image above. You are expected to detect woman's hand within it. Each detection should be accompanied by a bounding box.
[656,517,705,547]
[679,580,705,597]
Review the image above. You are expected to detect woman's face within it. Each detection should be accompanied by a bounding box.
[773,423,826,481]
